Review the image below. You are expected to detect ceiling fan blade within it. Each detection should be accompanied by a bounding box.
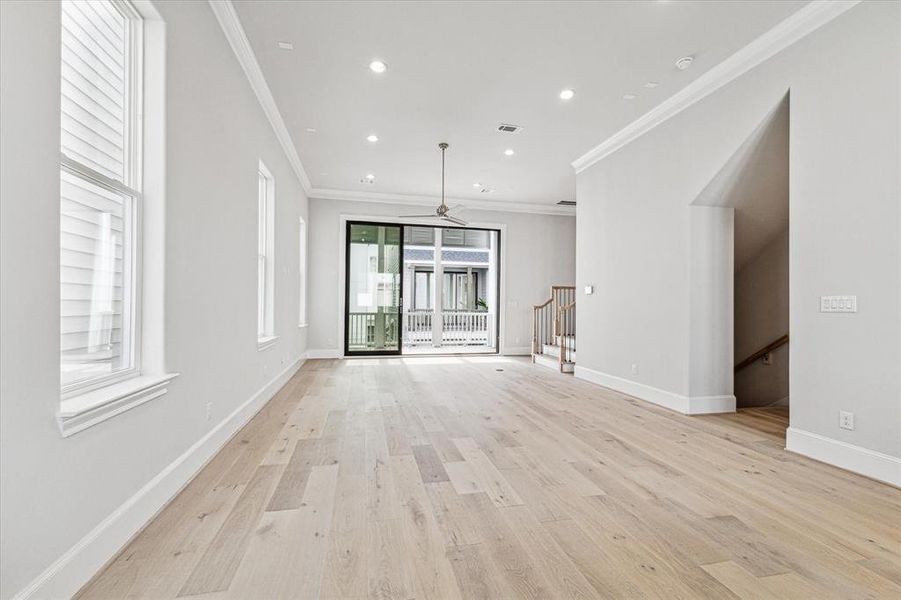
[399,214,439,218]
[441,214,468,226]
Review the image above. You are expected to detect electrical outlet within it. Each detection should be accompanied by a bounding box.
[205,402,213,422]
[839,411,854,430]
[631,363,639,375]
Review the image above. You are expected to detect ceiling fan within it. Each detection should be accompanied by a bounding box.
[400,142,467,226]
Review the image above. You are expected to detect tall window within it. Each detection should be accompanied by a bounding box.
[298,217,307,326]
[257,161,275,346]
[60,0,143,392]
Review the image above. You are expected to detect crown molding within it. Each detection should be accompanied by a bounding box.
[571,0,861,174]
[308,188,576,216]
[208,0,313,192]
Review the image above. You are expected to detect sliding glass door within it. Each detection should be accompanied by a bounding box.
[344,222,403,355]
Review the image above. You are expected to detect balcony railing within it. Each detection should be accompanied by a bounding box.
[348,310,493,350]
[347,312,399,350]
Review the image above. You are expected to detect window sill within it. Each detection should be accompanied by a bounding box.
[257,335,279,351]
[58,373,179,438]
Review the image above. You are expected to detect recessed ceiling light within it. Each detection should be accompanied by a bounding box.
[644,81,660,88]
[473,182,481,188]
[559,88,575,100]
[277,41,294,50]
[305,127,317,133]
[365,173,375,180]
[622,94,637,100]
[366,134,379,143]
[675,56,694,70]
[369,60,387,74]
[504,148,515,156]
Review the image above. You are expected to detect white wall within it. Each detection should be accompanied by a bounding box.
[307,198,576,355]
[735,228,789,408]
[0,2,309,598]
[575,1,900,479]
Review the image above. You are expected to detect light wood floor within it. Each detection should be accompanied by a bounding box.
[724,406,790,440]
[80,357,901,599]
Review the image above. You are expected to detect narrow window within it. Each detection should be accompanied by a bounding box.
[257,162,275,346]
[298,217,307,326]
[60,0,143,392]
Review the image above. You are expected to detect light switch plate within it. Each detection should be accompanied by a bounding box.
[820,295,857,313]
[584,285,594,295]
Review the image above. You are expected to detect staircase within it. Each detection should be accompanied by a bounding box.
[531,286,576,373]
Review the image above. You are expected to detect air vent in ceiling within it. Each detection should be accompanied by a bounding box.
[557,200,576,206]
[497,123,522,133]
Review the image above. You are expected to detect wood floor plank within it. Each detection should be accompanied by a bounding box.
[426,431,465,462]
[178,464,281,596]
[500,505,597,599]
[80,358,901,600]
[444,460,484,495]
[266,438,320,511]
[224,464,339,599]
[701,561,775,600]
[452,438,524,507]
[445,543,507,600]
[411,444,451,483]
[390,455,463,600]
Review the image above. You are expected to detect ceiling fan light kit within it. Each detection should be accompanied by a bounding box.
[400,142,468,226]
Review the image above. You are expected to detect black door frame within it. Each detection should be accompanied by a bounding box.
[344,221,404,356]
[343,220,502,357]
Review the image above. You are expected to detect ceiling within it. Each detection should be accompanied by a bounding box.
[233,0,807,208]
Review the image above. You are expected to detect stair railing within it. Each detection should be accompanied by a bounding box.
[550,286,575,337]
[532,285,576,363]
[531,298,554,360]
[557,301,576,368]
[735,334,789,372]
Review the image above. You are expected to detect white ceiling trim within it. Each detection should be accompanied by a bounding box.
[208,0,313,192]
[570,0,861,174]
[308,188,576,216]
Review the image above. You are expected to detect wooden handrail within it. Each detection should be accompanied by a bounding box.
[735,334,789,372]
[558,301,576,313]
[533,298,553,309]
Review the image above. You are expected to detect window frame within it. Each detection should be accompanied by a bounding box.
[298,216,308,327]
[257,160,277,349]
[59,0,145,399]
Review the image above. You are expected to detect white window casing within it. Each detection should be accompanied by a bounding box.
[58,0,177,436]
[299,216,308,327]
[257,161,277,349]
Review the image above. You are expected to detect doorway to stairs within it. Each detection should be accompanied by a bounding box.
[343,221,501,356]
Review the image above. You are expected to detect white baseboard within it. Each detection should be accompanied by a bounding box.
[786,427,901,487]
[573,365,735,415]
[307,348,340,359]
[11,356,306,600]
